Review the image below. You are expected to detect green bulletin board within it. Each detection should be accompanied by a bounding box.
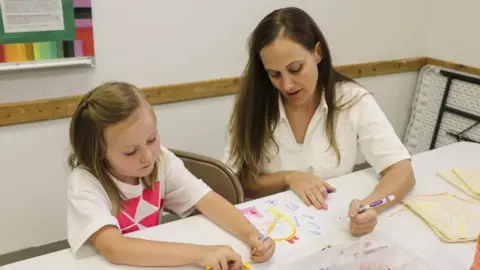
[0,0,75,44]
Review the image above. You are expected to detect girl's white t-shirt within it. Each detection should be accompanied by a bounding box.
[66,145,212,258]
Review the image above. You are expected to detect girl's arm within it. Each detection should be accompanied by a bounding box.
[90,226,205,267]
[195,191,262,247]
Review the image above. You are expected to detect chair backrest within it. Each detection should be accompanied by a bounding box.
[170,149,244,205]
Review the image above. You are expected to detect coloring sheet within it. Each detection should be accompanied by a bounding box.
[237,192,338,269]
[238,192,337,246]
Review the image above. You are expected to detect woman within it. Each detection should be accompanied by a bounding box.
[223,7,415,237]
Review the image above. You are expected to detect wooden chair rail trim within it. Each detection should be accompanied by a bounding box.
[1,57,479,127]
[425,57,480,75]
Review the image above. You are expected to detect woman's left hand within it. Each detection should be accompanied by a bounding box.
[347,199,378,237]
[249,236,275,263]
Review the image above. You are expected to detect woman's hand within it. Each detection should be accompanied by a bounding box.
[195,245,244,270]
[285,171,336,210]
[347,199,378,237]
[249,236,275,263]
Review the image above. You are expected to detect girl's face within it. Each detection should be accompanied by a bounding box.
[260,36,322,108]
[104,103,161,185]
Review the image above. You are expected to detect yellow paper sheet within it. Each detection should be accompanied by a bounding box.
[453,168,480,197]
[437,169,480,200]
[403,193,480,242]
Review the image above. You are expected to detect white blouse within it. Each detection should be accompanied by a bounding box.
[223,82,411,180]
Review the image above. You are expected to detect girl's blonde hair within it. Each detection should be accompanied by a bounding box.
[68,82,158,214]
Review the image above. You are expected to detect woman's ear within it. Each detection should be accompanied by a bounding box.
[314,42,322,64]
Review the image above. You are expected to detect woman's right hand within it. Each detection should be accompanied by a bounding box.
[285,171,336,210]
[195,245,245,270]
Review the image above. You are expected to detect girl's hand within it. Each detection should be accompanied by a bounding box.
[196,245,244,270]
[286,171,336,210]
[250,236,275,263]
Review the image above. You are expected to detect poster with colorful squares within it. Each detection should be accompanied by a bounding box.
[0,0,94,63]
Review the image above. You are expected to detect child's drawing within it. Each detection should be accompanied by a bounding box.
[308,221,321,230]
[264,199,278,206]
[239,196,339,268]
[302,213,314,220]
[292,216,300,227]
[285,202,300,212]
[285,235,299,244]
[239,206,264,219]
[263,207,299,244]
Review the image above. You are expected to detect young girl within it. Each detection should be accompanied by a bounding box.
[66,82,275,269]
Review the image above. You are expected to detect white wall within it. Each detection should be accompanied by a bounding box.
[425,0,480,67]
[0,0,426,255]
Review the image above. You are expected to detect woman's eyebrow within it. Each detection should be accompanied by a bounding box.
[265,61,303,72]
[287,61,303,68]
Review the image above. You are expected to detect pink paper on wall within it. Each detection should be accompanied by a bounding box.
[74,40,84,57]
[73,0,91,7]
[75,19,92,28]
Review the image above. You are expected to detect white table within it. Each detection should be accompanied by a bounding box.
[1,142,479,269]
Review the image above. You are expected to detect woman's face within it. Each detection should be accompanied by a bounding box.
[260,36,322,107]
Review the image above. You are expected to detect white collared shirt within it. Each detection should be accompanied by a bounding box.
[223,82,411,180]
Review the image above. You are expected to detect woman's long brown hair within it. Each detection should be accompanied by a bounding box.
[227,7,358,192]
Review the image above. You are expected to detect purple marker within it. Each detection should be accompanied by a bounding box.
[327,188,334,194]
[358,195,395,214]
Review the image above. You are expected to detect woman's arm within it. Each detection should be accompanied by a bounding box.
[350,86,416,213]
[360,159,415,213]
[90,226,204,267]
[195,191,263,246]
